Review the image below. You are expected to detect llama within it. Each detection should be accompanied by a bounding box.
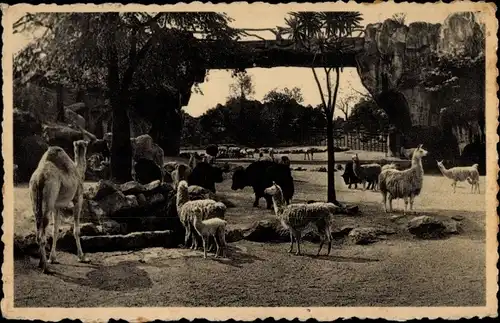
[437,161,480,194]
[378,144,428,214]
[381,163,397,171]
[171,163,192,190]
[29,140,90,274]
[264,182,334,256]
[192,216,228,258]
[352,154,382,191]
[176,180,226,250]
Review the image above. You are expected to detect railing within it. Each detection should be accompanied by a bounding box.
[304,129,388,153]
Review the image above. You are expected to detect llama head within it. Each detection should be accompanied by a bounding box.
[413,145,428,159]
[177,180,188,191]
[436,160,444,167]
[264,181,280,196]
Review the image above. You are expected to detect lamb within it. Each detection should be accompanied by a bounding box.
[176,180,226,251]
[437,161,480,194]
[352,154,382,191]
[378,145,428,214]
[264,182,334,256]
[192,216,228,258]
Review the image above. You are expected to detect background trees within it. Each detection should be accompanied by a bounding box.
[14,12,239,182]
[283,11,363,204]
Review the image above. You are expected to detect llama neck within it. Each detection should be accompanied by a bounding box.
[271,188,286,217]
[176,185,190,209]
[437,163,450,177]
[410,155,424,175]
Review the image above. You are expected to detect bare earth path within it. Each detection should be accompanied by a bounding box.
[13,171,486,307]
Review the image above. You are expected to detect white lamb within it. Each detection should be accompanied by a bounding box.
[192,216,228,258]
[378,145,428,214]
[437,161,480,194]
[176,180,227,253]
[264,182,335,256]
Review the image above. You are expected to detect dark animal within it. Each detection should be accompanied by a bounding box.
[134,158,163,185]
[187,161,224,193]
[88,139,110,160]
[231,160,294,209]
[206,144,219,158]
[341,161,361,189]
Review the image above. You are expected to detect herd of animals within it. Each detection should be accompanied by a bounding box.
[24,133,482,274]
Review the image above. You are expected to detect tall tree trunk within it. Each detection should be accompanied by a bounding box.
[326,115,338,204]
[110,102,133,183]
[56,85,65,123]
[149,101,182,157]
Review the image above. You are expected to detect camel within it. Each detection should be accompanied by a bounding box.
[29,140,90,274]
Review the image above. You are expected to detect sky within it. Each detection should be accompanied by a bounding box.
[11,4,464,118]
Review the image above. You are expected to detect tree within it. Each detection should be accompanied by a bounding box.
[14,12,238,182]
[337,93,356,120]
[283,11,363,204]
[228,70,255,101]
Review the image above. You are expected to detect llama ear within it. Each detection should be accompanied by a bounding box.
[418,144,423,149]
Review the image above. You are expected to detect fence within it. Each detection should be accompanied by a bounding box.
[305,128,388,153]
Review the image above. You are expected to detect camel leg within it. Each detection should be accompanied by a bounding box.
[403,197,408,215]
[36,209,51,274]
[73,191,89,263]
[48,210,61,264]
[288,231,294,253]
[184,224,191,248]
[477,182,480,194]
[453,181,457,193]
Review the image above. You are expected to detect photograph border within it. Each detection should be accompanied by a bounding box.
[1,1,498,320]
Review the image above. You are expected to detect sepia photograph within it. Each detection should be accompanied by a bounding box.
[1,1,498,321]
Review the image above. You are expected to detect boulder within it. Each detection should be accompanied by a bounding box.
[125,195,139,208]
[100,220,126,235]
[42,124,87,156]
[14,135,49,183]
[407,215,447,239]
[81,199,106,224]
[225,227,245,243]
[79,223,102,236]
[64,108,86,129]
[243,219,288,242]
[443,220,461,234]
[97,191,133,216]
[451,215,465,221]
[144,180,161,191]
[120,181,147,195]
[93,180,121,200]
[348,227,380,245]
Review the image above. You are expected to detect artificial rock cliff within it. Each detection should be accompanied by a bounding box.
[356,12,485,159]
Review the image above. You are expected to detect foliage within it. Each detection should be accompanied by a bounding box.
[181,91,327,148]
[263,86,304,104]
[346,97,389,134]
[391,13,406,25]
[228,70,255,100]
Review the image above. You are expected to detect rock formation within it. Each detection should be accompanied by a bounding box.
[356,12,485,159]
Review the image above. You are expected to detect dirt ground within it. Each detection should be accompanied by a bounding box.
[13,170,486,307]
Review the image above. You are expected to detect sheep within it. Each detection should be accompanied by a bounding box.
[176,180,227,250]
[232,160,294,209]
[191,216,228,258]
[378,144,428,214]
[437,161,480,194]
[352,154,382,191]
[264,182,334,256]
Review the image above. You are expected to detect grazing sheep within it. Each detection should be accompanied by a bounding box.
[232,160,294,209]
[437,161,480,194]
[264,182,334,256]
[192,216,228,258]
[379,145,428,214]
[352,154,382,191]
[188,161,224,193]
[176,180,227,250]
[341,161,361,189]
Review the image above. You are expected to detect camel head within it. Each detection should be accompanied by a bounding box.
[73,140,89,159]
